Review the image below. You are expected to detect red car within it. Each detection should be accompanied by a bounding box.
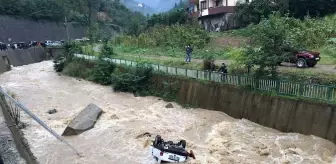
[284,50,321,68]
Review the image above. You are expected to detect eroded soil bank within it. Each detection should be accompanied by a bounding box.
[0,61,335,164]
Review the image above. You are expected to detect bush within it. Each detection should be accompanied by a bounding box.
[100,41,115,58]
[114,24,210,49]
[53,56,66,72]
[89,60,116,85]
[202,54,215,71]
[62,59,95,79]
[111,65,153,95]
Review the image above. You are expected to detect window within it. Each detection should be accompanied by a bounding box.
[215,0,223,7]
[201,1,207,10]
[224,0,228,6]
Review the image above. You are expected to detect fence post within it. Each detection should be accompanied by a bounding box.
[185,69,187,76]
[158,65,160,71]
[299,84,304,96]
[255,78,259,90]
[276,80,280,93]
[131,61,132,67]
[166,66,168,73]
[209,72,211,81]
[238,75,241,86]
[175,67,177,75]
[327,87,333,101]
[196,70,199,79]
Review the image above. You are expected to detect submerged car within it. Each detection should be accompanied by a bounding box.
[151,135,195,163]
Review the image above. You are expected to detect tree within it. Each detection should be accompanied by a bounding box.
[235,0,336,26]
[240,14,295,78]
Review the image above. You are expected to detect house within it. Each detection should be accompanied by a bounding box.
[188,0,250,31]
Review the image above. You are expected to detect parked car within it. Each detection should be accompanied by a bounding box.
[283,50,321,68]
[44,40,53,46]
[50,41,62,47]
[17,42,29,49]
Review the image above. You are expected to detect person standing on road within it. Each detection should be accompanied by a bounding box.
[185,44,193,63]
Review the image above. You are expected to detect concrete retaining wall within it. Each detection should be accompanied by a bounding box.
[152,76,336,144]
[0,56,10,74]
[0,15,85,43]
[0,99,38,164]
[0,47,47,67]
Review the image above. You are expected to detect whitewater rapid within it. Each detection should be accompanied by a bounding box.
[0,61,335,164]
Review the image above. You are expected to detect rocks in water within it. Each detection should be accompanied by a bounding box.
[62,103,103,136]
[110,114,119,120]
[47,109,57,114]
[165,103,174,108]
[135,132,152,139]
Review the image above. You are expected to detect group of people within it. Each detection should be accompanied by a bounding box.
[185,45,228,80]
[0,41,47,51]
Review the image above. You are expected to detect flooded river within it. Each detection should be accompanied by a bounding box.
[0,61,335,164]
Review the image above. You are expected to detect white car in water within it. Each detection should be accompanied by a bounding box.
[151,135,195,163]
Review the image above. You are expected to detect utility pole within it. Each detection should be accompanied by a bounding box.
[64,16,70,40]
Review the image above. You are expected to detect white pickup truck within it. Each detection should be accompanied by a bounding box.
[151,135,195,163]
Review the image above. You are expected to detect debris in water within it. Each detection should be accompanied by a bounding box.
[47,109,57,114]
[165,103,174,108]
[110,114,119,120]
[136,132,151,139]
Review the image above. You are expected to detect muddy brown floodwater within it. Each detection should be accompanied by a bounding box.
[0,61,336,164]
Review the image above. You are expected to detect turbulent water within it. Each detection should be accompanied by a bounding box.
[0,61,336,164]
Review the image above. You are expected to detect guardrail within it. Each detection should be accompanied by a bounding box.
[74,54,336,102]
[0,87,82,159]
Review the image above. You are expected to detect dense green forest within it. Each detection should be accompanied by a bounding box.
[235,0,336,26]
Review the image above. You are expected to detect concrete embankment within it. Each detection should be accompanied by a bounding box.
[0,100,37,164]
[0,47,47,163]
[0,47,48,73]
[151,76,336,144]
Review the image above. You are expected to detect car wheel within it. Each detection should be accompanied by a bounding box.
[296,58,307,68]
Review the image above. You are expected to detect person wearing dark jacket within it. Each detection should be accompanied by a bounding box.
[185,45,193,63]
[209,60,216,72]
[218,63,228,81]
[0,155,4,164]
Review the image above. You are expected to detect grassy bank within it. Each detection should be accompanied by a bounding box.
[55,55,336,108]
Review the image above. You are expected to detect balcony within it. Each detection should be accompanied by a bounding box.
[208,6,235,15]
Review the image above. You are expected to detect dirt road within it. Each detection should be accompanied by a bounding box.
[117,53,336,74]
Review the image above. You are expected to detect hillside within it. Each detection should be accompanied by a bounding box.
[121,0,157,15]
[0,0,146,35]
[137,0,183,12]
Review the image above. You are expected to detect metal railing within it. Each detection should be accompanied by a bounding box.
[0,87,82,157]
[74,54,336,102]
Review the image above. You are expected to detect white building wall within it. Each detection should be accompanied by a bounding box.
[197,0,247,8]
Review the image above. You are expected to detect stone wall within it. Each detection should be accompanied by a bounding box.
[0,15,86,43]
[199,13,237,31]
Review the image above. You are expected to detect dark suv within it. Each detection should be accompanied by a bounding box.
[283,50,321,68]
